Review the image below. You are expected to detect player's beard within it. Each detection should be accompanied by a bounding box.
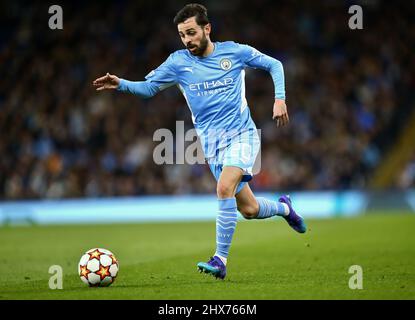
[187,32,209,56]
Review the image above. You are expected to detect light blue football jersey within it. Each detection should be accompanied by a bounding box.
[119,41,285,158]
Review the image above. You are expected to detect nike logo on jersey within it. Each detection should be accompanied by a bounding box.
[183,67,193,73]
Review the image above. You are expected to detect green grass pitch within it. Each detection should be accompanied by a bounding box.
[0,212,414,299]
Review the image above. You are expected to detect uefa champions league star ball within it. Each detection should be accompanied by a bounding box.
[78,248,119,287]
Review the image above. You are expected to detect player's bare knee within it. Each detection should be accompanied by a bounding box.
[216,182,235,199]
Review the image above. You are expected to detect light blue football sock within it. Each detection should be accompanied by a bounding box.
[215,198,238,259]
[256,197,288,219]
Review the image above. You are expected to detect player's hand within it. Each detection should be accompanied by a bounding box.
[272,99,289,127]
[92,73,120,91]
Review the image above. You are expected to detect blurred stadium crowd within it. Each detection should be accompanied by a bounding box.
[1,0,414,199]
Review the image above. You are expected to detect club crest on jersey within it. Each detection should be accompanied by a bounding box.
[220,58,232,71]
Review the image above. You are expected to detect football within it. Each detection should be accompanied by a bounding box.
[78,248,119,287]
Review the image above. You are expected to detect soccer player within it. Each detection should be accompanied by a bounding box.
[93,3,306,280]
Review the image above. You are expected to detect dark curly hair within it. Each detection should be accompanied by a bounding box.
[173,3,210,26]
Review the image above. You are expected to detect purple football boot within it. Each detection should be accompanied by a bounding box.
[278,195,307,233]
[197,256,226,279]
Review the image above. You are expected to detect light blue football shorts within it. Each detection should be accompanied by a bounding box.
[206,128,260,194]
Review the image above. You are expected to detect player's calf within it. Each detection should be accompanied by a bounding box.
[237,202,259,219]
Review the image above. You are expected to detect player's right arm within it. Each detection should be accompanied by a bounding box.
[92,54,177,98]
[92,73,160,98]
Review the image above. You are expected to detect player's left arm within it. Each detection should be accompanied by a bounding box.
[240,44,288,127]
